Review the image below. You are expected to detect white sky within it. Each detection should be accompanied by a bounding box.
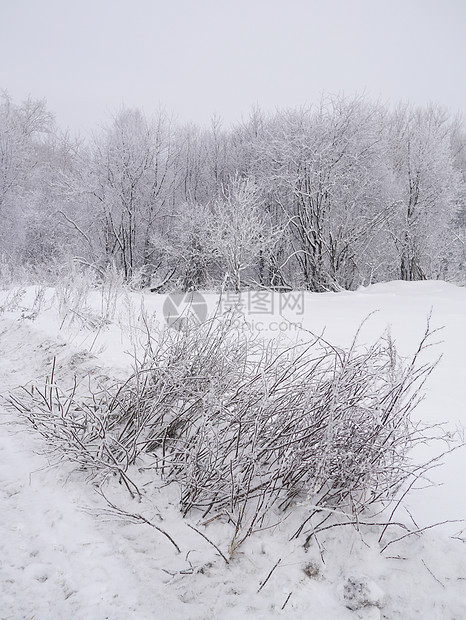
[1,0,464,134]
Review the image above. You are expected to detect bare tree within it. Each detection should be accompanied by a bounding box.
[209,176,278,291]
[256,96,395,290]
[151,200,216,291]
[0,93,55,261]
[62,107,179,283]
[386,105,463,281]
[1,91,463,289]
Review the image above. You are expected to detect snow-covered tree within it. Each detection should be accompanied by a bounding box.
[0,91,463,288]
[151,201,216,291]
[209,176,278,291]
[62,108,179,283]
[386,105,463,281]
[257,97,394,290]
[0,92,56,264]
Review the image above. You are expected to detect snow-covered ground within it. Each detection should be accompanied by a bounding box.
[0,280,465,619]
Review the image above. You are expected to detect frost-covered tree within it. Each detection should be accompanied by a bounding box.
[208,177,278,291]
[1,90,464,288]
[257,97,394,290]
[62,108,178,283]
[152,176,279,292]
[0,93,52,209]
[0,92,57,264]
[151,201,217,291]
[386,105,463,281]
[175,124,210,204]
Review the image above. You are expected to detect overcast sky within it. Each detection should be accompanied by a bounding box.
[1,0,464,133]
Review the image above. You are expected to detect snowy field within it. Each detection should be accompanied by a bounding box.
[0,280,465,619]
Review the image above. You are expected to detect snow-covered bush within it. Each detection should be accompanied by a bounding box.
[9,313,446,552]
[114,318,441,542]
[53,264,98,327]
[0,286,26,314]
[53,262,128,329]
[8,361,140,497]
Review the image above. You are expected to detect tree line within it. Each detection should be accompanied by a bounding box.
[1,91,464,291]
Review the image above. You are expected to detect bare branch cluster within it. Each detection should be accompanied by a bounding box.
[8,315,450,551]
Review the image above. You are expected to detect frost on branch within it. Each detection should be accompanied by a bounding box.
[9,314,447,550]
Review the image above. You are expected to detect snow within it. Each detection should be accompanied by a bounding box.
[0,281,465,619]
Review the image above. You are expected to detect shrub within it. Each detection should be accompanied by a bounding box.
[8,314,446,552]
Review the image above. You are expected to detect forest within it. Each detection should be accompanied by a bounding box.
[1,91,464,291]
